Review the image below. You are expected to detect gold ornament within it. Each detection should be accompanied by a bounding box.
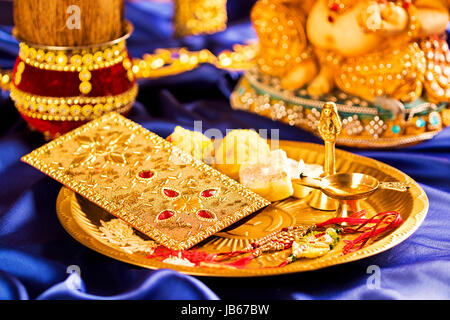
[0,69,12,90]
[10,84,138,122]
[231,68,449,148]
[18,35,131,96]
[19,41,128,72]
[79,81,92,95]
[174,0,227,37]
[334,42,426,102]
[130,44,258,79]
[442,108,450,126]
[14,61,25,86]
[251,0,313,77]
[420,37,450,103]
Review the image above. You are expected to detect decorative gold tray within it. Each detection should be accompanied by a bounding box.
[56,140,428,277]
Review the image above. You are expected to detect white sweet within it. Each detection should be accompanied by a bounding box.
[239,149,294,202]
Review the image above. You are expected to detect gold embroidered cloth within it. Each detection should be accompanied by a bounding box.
[21,113,270,250]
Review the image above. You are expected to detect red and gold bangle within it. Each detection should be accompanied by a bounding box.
[12,22,135,97]
[14,46,134,97]
[8,23,138,139]
[11,22,137,122]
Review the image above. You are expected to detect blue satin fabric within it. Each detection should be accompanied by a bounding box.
[0,1,449,300]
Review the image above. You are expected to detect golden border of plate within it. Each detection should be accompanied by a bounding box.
[56,140,429,277]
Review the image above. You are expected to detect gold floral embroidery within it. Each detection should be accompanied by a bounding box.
[172,195,204,214]
[70,131,135,168]
[21,113,270,250]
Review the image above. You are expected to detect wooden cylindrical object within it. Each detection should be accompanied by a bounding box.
[14,0,124,46]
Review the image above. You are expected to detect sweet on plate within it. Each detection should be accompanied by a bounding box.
[167,126,324,202]
[167,126,214,163]
[239,149,294,202]
[212,129,271,181]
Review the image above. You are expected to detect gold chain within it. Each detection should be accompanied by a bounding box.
[131,43,258,78]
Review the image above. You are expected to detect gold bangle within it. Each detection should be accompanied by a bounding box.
[19,41,128,73]
[15,21,134,73]
[11,84,138,122]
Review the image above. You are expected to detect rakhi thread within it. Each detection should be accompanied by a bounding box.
[316,210,404,254]
[146,210,404,269]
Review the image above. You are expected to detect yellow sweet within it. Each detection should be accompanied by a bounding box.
[239,149,293,202]
[168,126,214,163]
[215,129,271,181]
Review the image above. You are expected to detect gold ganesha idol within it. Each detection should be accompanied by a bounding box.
[232,0,450,148]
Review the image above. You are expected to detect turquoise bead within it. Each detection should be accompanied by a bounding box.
[238,87,245,96]
[391,125,401,134]
[416,118,426,128]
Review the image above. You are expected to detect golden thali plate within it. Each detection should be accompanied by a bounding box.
[56,140,428,277]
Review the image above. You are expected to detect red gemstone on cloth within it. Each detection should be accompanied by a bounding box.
[201,189,217,198]
[139,170,154,179]
[163,188,179,198]
[157,210,175,221]
[330,3,339,11]
[197,210,215,220]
